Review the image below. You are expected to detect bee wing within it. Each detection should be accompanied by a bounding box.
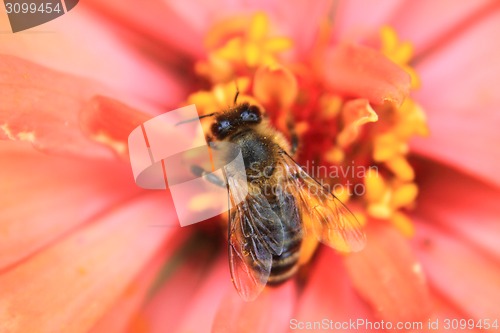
[227,176,285,301]
[278,152,366,253]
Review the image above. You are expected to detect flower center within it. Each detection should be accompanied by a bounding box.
[186,13,429,239]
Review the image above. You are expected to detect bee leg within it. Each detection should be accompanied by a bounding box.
[191,165,226,187]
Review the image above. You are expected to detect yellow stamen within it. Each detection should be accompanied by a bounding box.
[325,147,345,164]
[380,26,399,55]
[248,12,269,41]
[354,212,368,227]
[188,15,430,249]
[333,184,351,204]
[298,233,319,265]
[197,12,292,81]
[295,121,309,136]
[187,78,251,115]
[319,94,343,119]
[390,211,415,237]
[367,203,392,220]
[380,26,420,89]
[373,132,408,162]
[364,168,387,203]
[244,42,261,67]
[385,155,415,182]
[395,99,430,138]
[264,37,293,52]
[391,182,419,209]
[366,26,429,236]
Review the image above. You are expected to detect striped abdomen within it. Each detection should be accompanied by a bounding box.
[267,191,303,285]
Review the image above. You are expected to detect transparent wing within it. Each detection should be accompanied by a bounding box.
[227,176,284,301]
[278,152,366,253]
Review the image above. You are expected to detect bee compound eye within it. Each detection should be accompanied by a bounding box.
[211,119,231,138]
[240,106,261,122]
[219,120,231,130]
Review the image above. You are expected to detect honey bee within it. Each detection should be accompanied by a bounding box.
[197,100,366,301]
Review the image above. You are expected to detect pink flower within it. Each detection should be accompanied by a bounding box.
[1,1,499,332]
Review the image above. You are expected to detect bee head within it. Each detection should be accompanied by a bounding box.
[211,103,262,139]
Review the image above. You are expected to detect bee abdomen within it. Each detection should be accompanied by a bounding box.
[267,233,302,285]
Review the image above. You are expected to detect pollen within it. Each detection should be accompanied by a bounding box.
[91,132,127,156]
[17,131,36,142]
[298,232,320,265]
[187,78,252,116]
[364,169,387,203]
[380,26,421,89]
[390,211,415,237]
[319,94,343,119]
[324,147,345,164]
[0,124,36,143]
[391,182,419,209]
[373,133,409,162]
[197,12,293,83]
[385,155,415,182]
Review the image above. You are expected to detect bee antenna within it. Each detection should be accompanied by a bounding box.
[233,79,240,105]
[175,112,216,126]
[233,90,240,105]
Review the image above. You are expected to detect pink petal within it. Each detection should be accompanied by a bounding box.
[408,294,476,333]
[390,0,498,58]
[79,95,150,159]
[0,55,113,158]
[135,233,223,333]
[165,0,332,56]
[0,193,175,332]
[0,141,141,269]
[295,249,375,328]
[90,229,191,333]
[411,8,500,186]
[333,0,403,42]
[0,8,186,106]
[319,43,411,107]
[414,157,500,260]
[174,256,232,333]
[344,223,431,323]
[412,221,500,320]
[212,280,297,333]
[84,0,204,59]
[0,58,159,159]
[264,0,334,56]
[88,251,165,333]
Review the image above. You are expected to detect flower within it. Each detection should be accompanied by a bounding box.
[1,1,499,333]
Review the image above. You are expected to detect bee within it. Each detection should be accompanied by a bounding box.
[197,99,366,301]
